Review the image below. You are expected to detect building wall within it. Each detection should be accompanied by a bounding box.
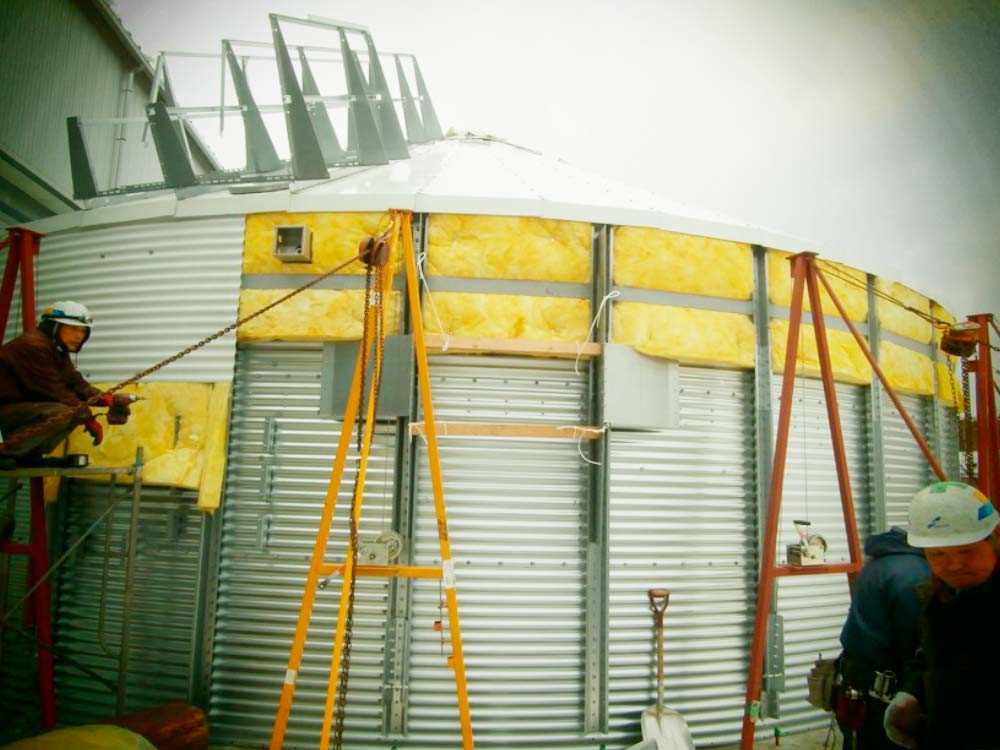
[0,208,962,747]
[0,0,216,226]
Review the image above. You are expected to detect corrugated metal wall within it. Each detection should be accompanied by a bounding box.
[937,404,961,481]
[406,355,589,748]
[771,377,870,732]
[882,395,933,528]
[0,480,205,739]
[0,0,165,195]
[53,481,205,723]
[211,343,398,748]
[36,217,243,382]
[607,367,756,748]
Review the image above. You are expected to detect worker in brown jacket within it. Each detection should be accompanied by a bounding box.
[0,301,106,462]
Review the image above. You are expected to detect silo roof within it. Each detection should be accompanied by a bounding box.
[28,134,813,252]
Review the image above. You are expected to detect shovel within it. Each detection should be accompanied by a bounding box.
[641,589,696,750]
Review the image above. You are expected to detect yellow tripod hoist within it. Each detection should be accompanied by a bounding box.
[269,210,475,750]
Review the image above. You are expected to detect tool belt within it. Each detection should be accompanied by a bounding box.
[806,656,839,711]
[838,654,897,704]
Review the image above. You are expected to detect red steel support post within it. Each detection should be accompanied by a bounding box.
[970,314,1000,506]
[1,228,54,726]
[739,253,810,750]
[0,241,20,340]
[804,264,863,587]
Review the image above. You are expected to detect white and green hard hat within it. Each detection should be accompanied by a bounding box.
[907,481,998,548]
[40,301,93,327]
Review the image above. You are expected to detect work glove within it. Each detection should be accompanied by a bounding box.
[883,691,921,749]
[83,418,104,447]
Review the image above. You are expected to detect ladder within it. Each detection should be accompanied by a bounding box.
[270,210,475,750]
[739,252,948,749]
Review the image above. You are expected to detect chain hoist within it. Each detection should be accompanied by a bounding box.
[0,251,366,455]
[959,359,976,482]
[332,234,390,750]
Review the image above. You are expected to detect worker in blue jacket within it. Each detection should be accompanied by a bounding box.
[837,526,929,749]
[883,481,1000,750]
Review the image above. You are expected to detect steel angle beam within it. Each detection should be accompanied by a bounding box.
[363,33,409,159]
[223,42,283,174]
[146,100,198,188]
[270,15,329,180]
[340,29,389,165]
[66,117,100,199]
[412,58,443,140]
[394,55,426,143]
[297,47,347,165]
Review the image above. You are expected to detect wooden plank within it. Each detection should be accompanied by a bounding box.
[773,562,862,577]
[409,421,603,440]
[318,564,442,579]
[423,333,601,360]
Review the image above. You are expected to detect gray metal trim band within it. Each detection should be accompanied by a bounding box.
[424,276,591,299]
[612,285,754,315]
[242,273,404,290]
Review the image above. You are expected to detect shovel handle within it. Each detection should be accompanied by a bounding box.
[648,588,670,714]
[648,588,670,621]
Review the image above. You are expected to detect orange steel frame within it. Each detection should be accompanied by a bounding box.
[739,253,948,750]
[0,228,58,729]
[967,314,1000,504]
[270,211,475,750]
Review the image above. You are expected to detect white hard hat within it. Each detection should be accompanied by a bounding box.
[907,481,998,548]
[40,301,92,327]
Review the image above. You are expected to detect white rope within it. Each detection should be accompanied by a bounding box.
[416,251,450,352]
[557,424,607,466]
[575,291,620,375]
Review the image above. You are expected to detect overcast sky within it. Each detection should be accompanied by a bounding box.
[113,0,1000,320]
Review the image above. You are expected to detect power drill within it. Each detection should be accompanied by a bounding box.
[98,393,140,425]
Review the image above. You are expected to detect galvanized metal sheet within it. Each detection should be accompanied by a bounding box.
[771,376,870,732]
[29,139,816,260]
[0,479,204,739]
[606,367,756,748]
[52,481,205,724]
[937,404,961,482]
[405,355,591,747]
[35,217,243,383]
[210,343,397,748]
[0,0,165,196]
[882,395,933,528]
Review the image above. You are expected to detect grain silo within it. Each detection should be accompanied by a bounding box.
[0,11,971,750]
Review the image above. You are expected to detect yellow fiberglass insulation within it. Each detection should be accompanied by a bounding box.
[66,382,231,511]
[770,320,870,384]
[613,302,755,368]
[244,211,386,275]
[427,214,591,283]
[931,302,956,345]
[423,292,590,340]
[613,227,753,299]
[768,251,868,322]
[937,360,962,407]
[879,341,934,396]
[2,724,156,750]
[237,289,401,341]
[876,279,932,344]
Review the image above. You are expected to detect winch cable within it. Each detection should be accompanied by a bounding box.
[817,260,1000,472]
[332,250,389,750]
[816,261,954,329]
[0,249,366,455]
